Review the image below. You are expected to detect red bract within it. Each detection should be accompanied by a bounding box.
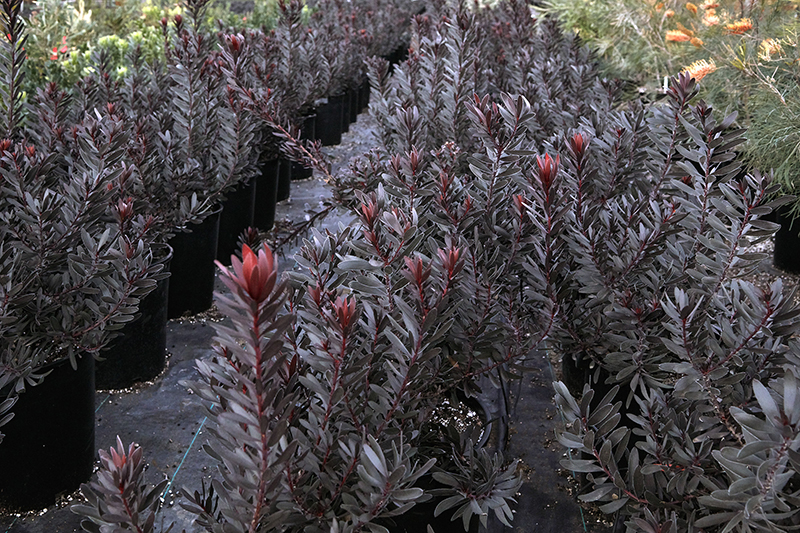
[569,132,587,156]
[224,244,277,304]
[536,153,559,192]
[512,194,526,216]
[227,34,241,55]
[436,245,463,280]
[359,196,379,227]
[115,198,134,222]
[332,296,357,333]
[105,439,130,470]
[404,255,431,286]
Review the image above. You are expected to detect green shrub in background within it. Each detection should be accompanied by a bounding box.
[22,0,180,89]
[21,0,292,92]
[206,0,284,30]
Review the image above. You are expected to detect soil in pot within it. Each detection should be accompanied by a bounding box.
[95,245,173,390]
[168,206,222,319]
[0,355,95,512]
[217,177,257,262]
[255,158,280,230]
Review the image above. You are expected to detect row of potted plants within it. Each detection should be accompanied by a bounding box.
[70,1,590,530]
[3,0,798,530]
[0,0,419,512]
[71,0,800,531]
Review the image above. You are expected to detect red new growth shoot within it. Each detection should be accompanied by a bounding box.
[221,244,277,304]
[536,153,559,192]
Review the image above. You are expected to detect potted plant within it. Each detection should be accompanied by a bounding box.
[0,0,163,510]
[70,6,607,528]
[310,0,374,125]
[17,0,261,387]
[71,0,261,318]
[75,234,522,532]
[548,72,800,531]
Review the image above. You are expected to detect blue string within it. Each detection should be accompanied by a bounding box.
[3,515,18,533]
[160,416,208,501]
[95,394,111,413]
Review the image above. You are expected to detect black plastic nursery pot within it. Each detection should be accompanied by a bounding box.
[391,44,409,65]
[341,90,352,133]
[95,245,173,390]
[277,158,292,202]
[315,94,345,146]
[167,206,222,319]
[774,207,800,274]
[0,355,95,511]
[359,81,370,112]
[348,87,359,124]
[291,113,316,181]
[216,177,257,262]
[382,44,409,66]
[254,157,280,230]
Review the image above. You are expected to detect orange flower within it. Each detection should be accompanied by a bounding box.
[686,2,698,14]
[725,18,753,34]
[655,2,664,9]
[665,9,675,17]
[701,1,719,8]
[690,37,704,47]
[759,38,782,60]
[666,30,691,42]
[703,12,720,25]
[682,58,717,81]
[676,22,694,36]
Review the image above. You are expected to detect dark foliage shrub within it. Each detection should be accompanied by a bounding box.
[72,2,800,532]
[21,0,260,243]
[0,0,163,432]
[553,74,800,532]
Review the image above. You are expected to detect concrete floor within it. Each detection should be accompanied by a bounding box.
[0,112,605,533]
